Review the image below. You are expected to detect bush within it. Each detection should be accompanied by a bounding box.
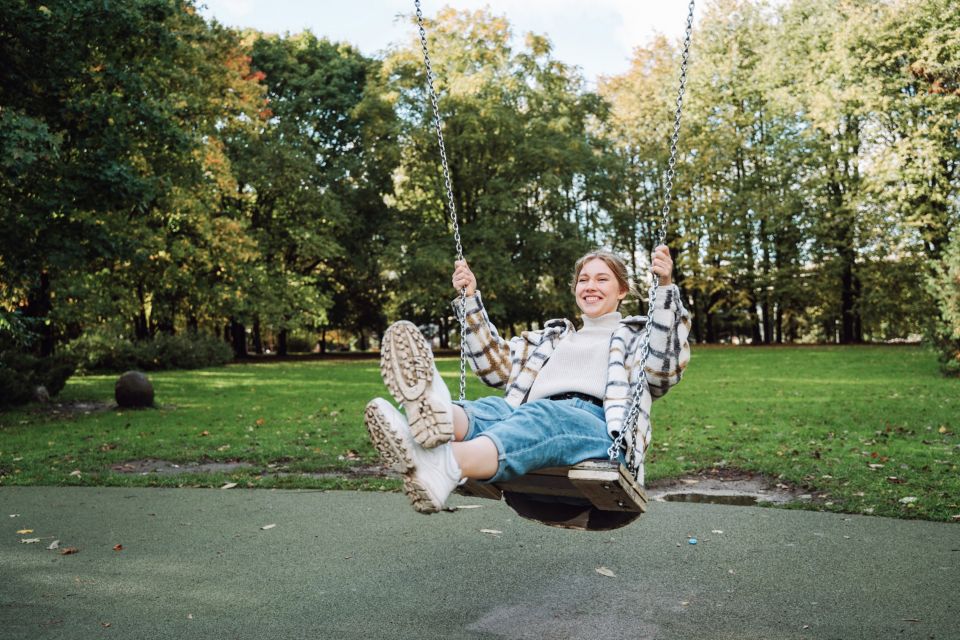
[927,234,960,377]
[68,332,233,373]
[151,333,234,370]
[0,351,78,407]
[284,334,316,353]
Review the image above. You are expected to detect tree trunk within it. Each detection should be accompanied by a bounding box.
[319,327,327,355]
[438,316,450,349]
[705,310,717,344]
[25,270,55,356]
[252,317,263,355]
[156,296,176,335]
[230,319,248,358]
[135,283,150,341]
[775,303,783,344]
[277,329,288,356]
[839,249,862,344]
[691,292,706,344]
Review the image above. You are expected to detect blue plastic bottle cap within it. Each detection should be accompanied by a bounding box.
[688,537,698,545]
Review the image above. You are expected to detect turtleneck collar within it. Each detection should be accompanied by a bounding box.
[580,310,622,331]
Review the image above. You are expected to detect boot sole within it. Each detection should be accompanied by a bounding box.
[364,400,442,514]
[380,321,453,449]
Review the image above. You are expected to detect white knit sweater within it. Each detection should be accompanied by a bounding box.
[526,311,623,402]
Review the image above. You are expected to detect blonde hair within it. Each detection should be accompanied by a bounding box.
[569,250,636,306]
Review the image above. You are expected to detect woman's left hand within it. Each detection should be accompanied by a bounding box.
[652,245,673,286]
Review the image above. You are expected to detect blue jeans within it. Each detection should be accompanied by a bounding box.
[454,396,615,483]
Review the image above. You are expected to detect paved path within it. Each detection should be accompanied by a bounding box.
[2,487,958,639]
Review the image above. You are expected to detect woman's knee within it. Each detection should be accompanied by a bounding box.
[453,404,469,440]
[455,396,515,440]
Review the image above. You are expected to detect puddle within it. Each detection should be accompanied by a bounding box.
[647,470,804,505]
[660,493,759,506]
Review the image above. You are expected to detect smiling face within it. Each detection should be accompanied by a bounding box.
[575,258,628,318]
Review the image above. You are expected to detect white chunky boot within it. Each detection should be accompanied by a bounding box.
[364,398,461,513]
[379,320,455,448]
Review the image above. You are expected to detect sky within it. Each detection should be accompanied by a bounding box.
[198,0,695,84]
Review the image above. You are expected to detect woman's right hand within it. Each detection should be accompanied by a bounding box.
[452,259,477,297]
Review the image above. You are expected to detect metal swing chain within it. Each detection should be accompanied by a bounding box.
[608,0,696,475]
[415,0,467,402]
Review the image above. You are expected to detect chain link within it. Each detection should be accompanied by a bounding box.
[608,0,695,475]
[415,0,467,401]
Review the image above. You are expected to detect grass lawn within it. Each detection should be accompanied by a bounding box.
[1,346,957,522]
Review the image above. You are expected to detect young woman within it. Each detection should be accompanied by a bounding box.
[364,246,690,513]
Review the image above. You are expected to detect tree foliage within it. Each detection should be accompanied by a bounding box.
[1,0,958,377]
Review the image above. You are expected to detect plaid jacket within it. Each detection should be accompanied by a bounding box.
[453,286,691,481]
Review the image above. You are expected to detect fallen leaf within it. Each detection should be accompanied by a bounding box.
[802,624,811,630]
[101,622,112,628]
[595,566,616,578]
[951,514,960,522]
[221,482,238,490]
[20,538,41,544]
[9,514,20,518]
[454,505,482,510]
[60,547,79,555]
[711,529,724,534]
[939,426,948,434]
[886,476,905,484]
[902,618,921,623]
[260,524,276,530]
[217,444,231,452]
[113,544,123,551]
[69,470,81,477]
[16,529,33,534]
[255,418,265,426]
[187,613,194,620]
[898,496,918,504]
[199,430,210,437]
[479,529,502,535]
[868,463,884,470]
[47,540,60,550]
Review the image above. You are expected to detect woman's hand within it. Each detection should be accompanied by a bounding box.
[651,245,673,286]
[452,259,477,297]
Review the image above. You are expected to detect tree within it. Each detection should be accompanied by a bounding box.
[225,32,395,354]
[928,233,960,375]
[381,8,606,338]
[0,0,263,353]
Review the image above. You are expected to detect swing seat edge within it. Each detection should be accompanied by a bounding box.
[456,460,647,513]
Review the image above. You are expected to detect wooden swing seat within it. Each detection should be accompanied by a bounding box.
[457,459,647,531]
